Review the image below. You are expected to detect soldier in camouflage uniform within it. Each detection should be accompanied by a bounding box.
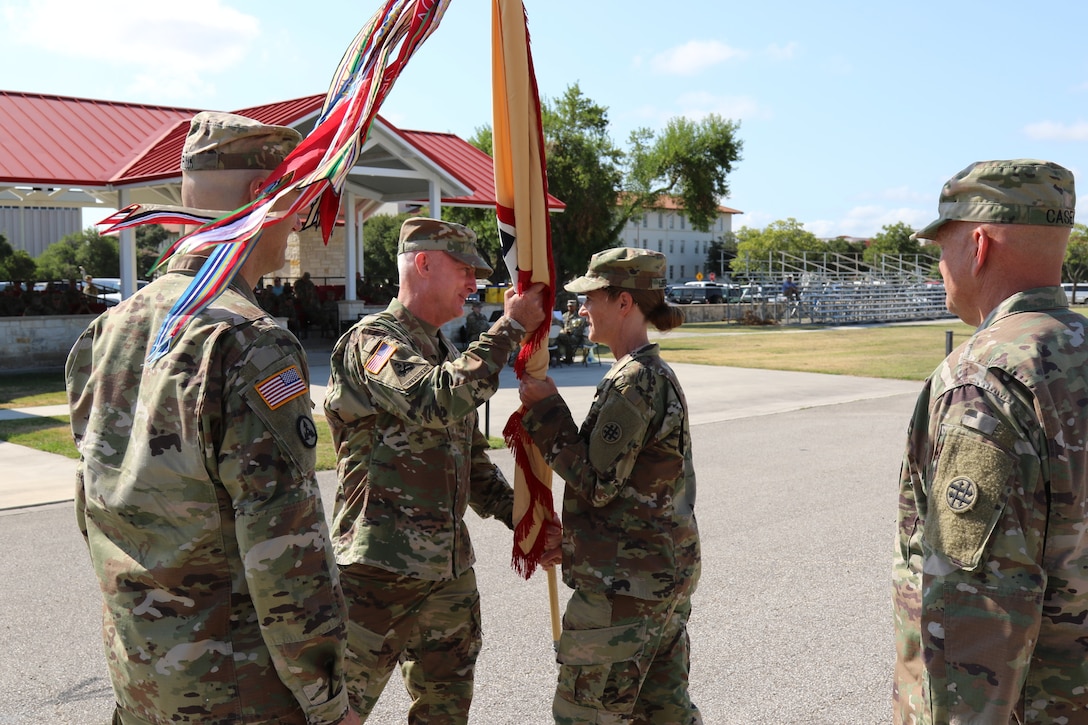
[555,298,587,364]
[324,217,552,723]
[66,112,358,725]
[463,301,490,344]
[519,248,702,725]
[892,159,1088,723]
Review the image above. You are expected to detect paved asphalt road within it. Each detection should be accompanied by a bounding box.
[0,356,921,724]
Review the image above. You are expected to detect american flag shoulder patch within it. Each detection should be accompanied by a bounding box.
[365,341,397,374]
[256,365,308,410]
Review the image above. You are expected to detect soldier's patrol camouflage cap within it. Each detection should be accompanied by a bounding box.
[913,159,1076,241]
[565,247,667,293]
[180,111,301,172]
[398,217,493,279]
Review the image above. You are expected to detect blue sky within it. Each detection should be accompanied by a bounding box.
[3,0,1087,238]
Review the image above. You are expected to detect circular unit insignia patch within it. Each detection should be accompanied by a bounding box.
[944,476,978,514]
[297,416,319,449]
[600,421,622,444]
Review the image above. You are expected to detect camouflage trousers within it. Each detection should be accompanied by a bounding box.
[340,564,482,724]
[553,589,701,725]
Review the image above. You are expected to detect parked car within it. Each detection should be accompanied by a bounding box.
[666,285,709,304]
[681,280,727,304]
[91,278,151,306]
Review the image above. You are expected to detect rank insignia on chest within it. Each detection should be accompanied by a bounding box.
[256,365,308,409]
[365,341,397,374]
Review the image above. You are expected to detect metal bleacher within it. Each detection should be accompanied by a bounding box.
[727,252,952,326]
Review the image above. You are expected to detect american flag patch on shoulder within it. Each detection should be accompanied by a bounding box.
[256,365,308,409]
[365,341,396,374]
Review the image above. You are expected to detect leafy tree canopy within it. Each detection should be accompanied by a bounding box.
[0,233,37,282]
[1064,223,1088,285]
[36,228,119,281]
[730,218,822,276]
[863,222,922,266]
[624,114,742,233]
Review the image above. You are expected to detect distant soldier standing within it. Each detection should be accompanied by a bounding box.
[66,112,358,725]
[893,159,1088,723]
[324,217,555,722]
[555,298,587,364]
[464,300,490,343]
[519,248,702,724]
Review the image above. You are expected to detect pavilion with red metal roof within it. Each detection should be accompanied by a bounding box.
[0,90,564,300]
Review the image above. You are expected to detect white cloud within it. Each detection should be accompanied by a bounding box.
[650,40,747,76]
[1024,120,1088,141]
[765,42,798,61]
[810,205,932,238]
[674,91,765,122]
[2,0,260,102]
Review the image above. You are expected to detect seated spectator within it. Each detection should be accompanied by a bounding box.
[555,298,587,364]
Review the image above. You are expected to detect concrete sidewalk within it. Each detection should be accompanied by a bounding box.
[0,358,920,511]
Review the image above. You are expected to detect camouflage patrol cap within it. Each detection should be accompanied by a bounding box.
[180,111,301,172]
[398,217,493,278]
[913,159,1076,240]
[565,247,667,293]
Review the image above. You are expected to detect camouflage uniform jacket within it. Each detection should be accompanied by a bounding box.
[324,299,519,581]
[66,258,349,725]
[893,287,1088,724]
[522,343,700,600]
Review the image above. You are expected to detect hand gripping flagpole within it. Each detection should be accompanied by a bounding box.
[491,0,561,648]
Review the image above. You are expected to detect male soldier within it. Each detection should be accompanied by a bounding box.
[66,112,358,725]
[324,217,554,722]
[464,300,490,343]
[892,159,1088,723]
[555,298,587,364]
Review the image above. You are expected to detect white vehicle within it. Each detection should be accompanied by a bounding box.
[91,278,150,306]
[1062,282,1088,304]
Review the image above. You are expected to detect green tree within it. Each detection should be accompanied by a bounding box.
[542,84,625,285]
[730,218,823,277]
[0,234,36,282]
[442,127,509,283]
[824,236,866,256]
[705,232,737,281]
[36,228,119,281]
[863,221,924,268]
[623,114,743,233]
[1064,223,1088,298]
[359,211,412,285]
[136,224,175,278]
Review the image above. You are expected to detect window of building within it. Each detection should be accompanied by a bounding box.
[657,239,663,252]
[669,240,674,254]
[658,212,663,228]
[642,214,648,228]
[669,214,674,229]
[669,265,674,280]
[680,216,686,230]
[680,240,685,254]
[680,265,686,279]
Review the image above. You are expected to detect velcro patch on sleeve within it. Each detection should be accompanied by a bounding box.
[255,364,308,410]
[926,425,1015,570]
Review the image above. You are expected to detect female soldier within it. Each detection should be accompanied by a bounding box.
[518,248,701,724]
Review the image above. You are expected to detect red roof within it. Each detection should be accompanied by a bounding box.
[397,126,565,210]
[118,94,327,183]
[0,91,197,186]
[0,90,564,210]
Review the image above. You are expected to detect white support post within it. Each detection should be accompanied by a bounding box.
[345,191,357,301]
[117,188,137,298]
